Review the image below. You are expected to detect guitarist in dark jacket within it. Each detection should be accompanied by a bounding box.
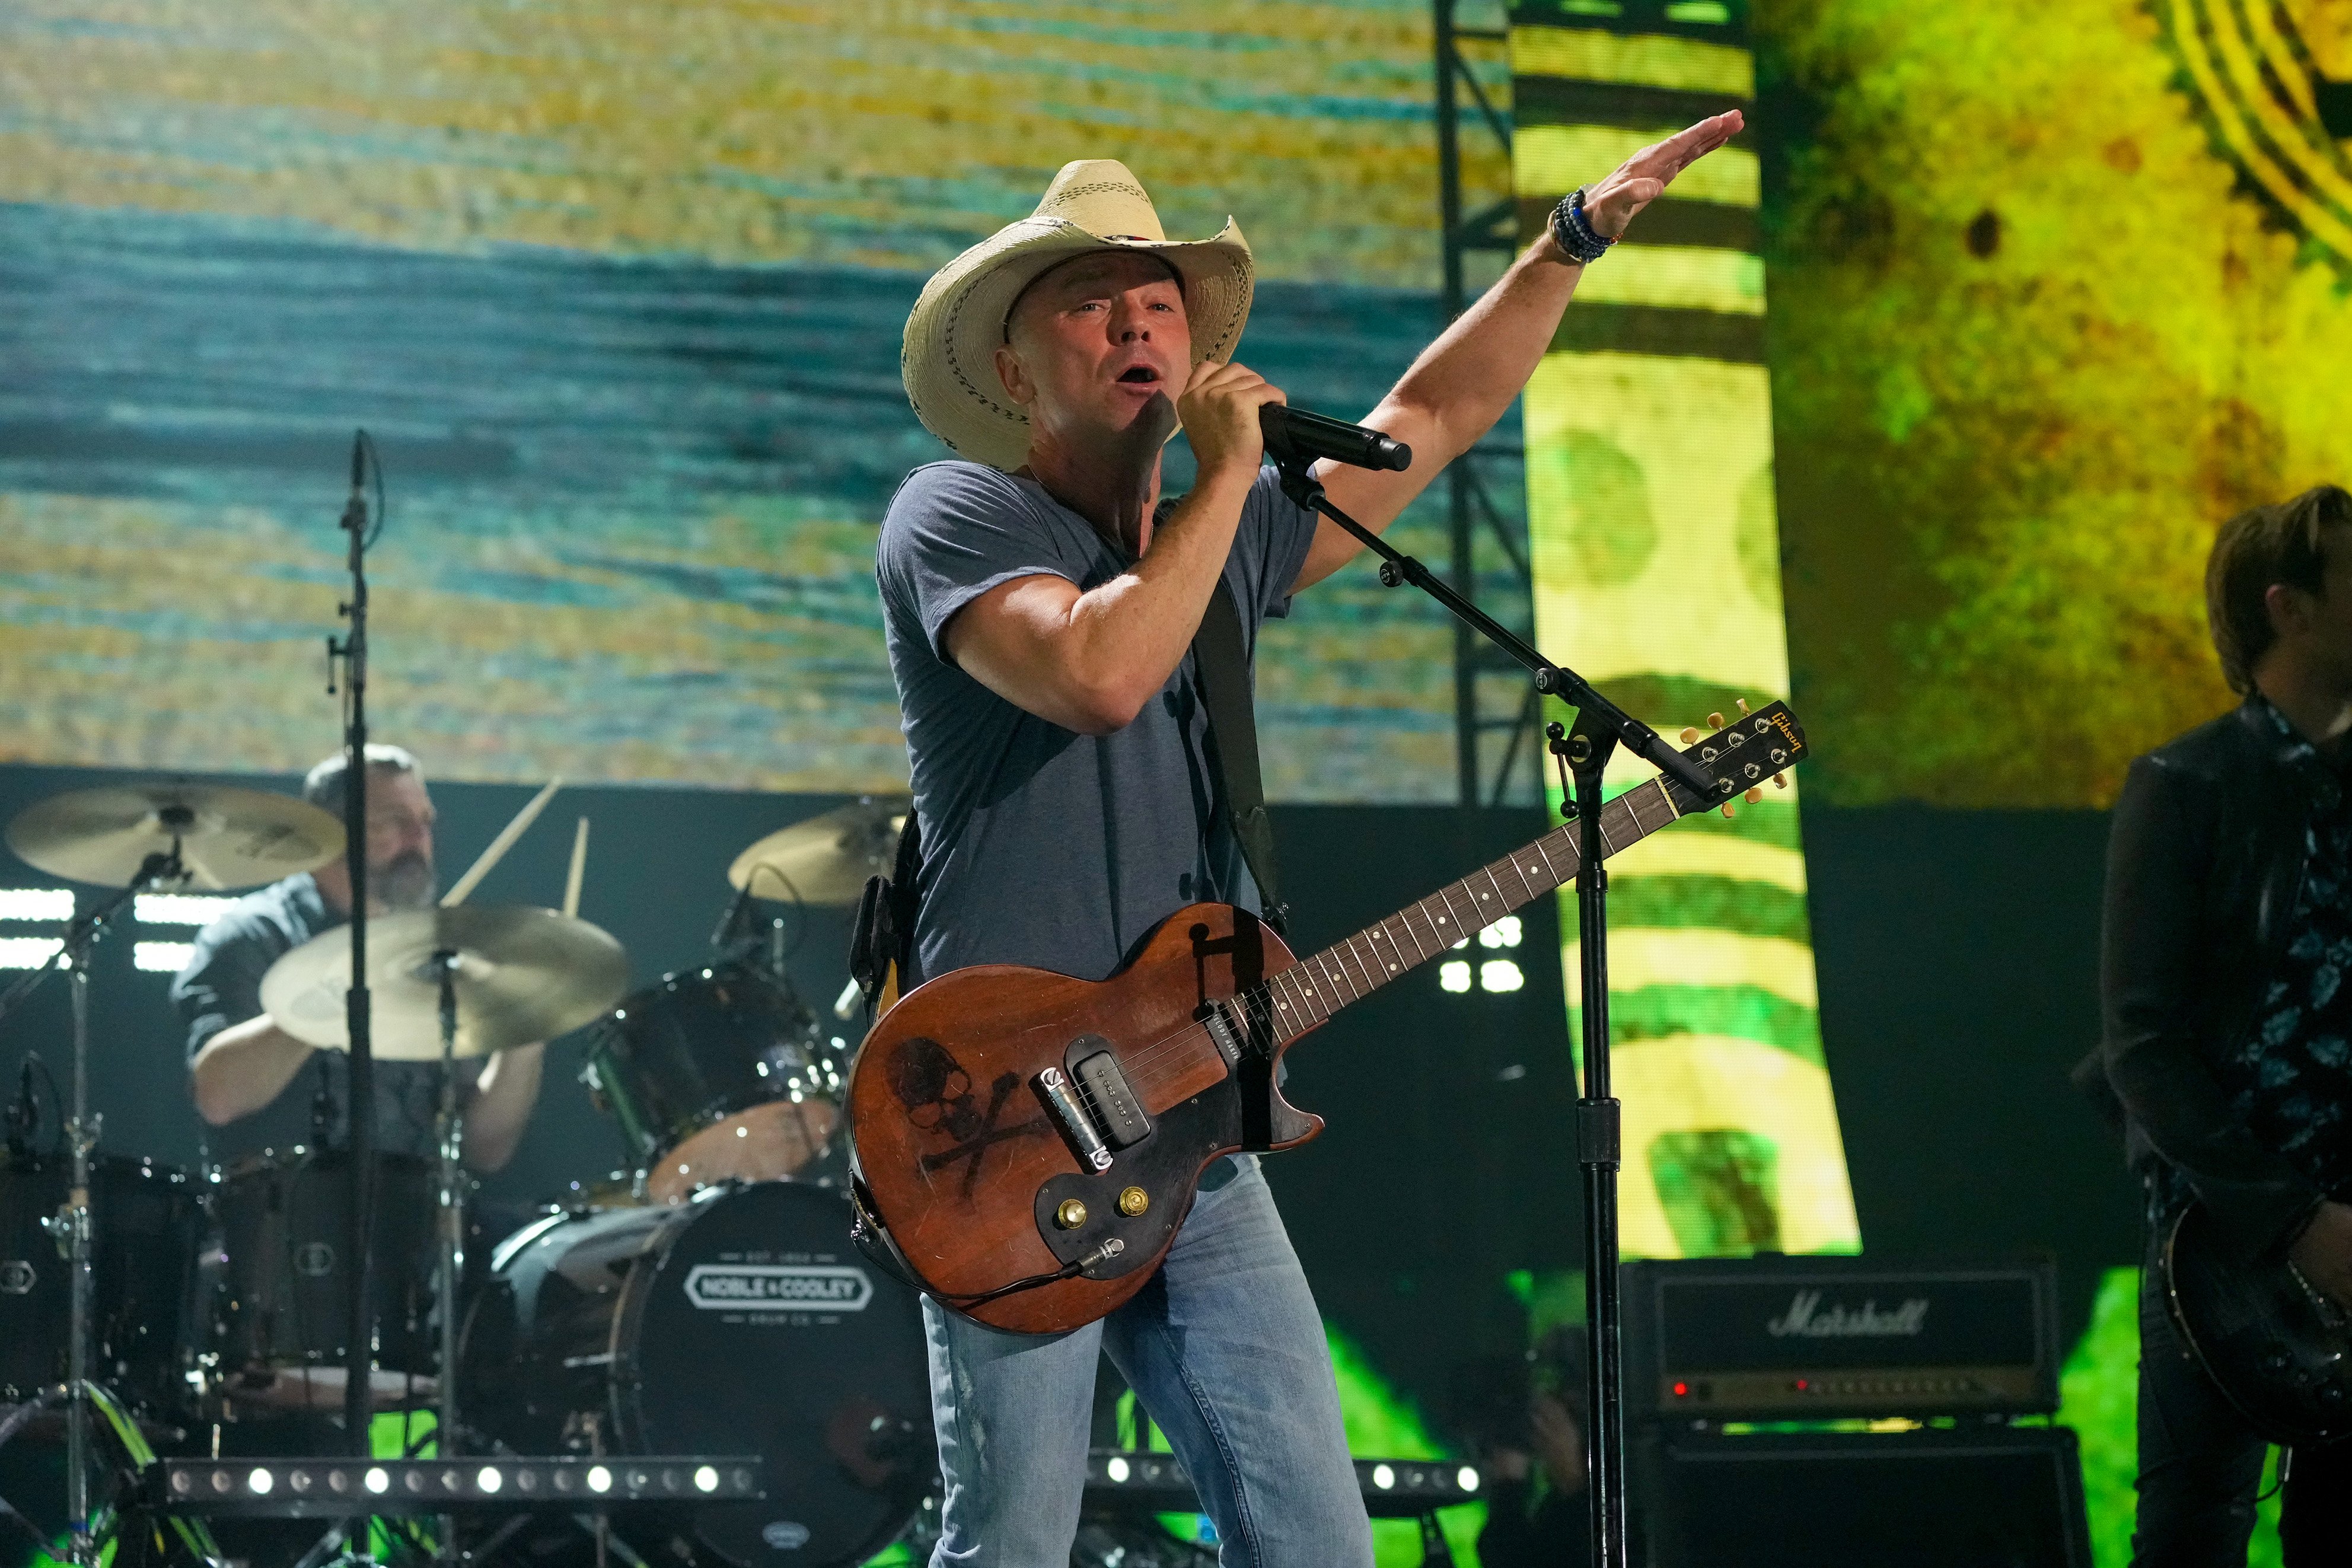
[2101,483,2352,1566]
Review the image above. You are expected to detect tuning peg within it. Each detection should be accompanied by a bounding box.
[1745,786,1764,804]
[1707,711,1725,731]
[1736,697,1751,716]
[1774,773,1789,790]
[1719,802,1738,818]
[1679,726,1700,744]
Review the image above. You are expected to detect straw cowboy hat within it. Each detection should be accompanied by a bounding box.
[901,160,1255,471]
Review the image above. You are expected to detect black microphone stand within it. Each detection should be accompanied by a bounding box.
[1263,445,1725,1568]
[327,434,377,1453]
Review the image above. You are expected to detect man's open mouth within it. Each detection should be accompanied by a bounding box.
[1116,366,1159,384]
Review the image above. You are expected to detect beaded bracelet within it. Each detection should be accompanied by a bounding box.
[1549,186,1615,265]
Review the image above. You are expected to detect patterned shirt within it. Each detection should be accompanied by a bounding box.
[2211,699,2352,1204]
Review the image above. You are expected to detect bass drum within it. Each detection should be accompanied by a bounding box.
[461,1181,932,1568]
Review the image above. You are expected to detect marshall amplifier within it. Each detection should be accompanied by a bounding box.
[1623,1254,2060,1421]
[1635,1425,2092,1568]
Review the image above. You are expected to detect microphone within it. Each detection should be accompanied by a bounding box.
[709,882,757,951]
[1259,405,1411,473]
[349,429,366,501]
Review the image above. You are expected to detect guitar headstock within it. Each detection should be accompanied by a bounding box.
[1663,699,1808,817]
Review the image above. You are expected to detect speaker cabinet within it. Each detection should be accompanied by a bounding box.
[1637,1425,2090,1568]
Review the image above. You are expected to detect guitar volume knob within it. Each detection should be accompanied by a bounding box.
[1056,1199,1088,1230]
[1118,1186,1149,1217]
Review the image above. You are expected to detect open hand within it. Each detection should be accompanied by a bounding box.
[1582,109,1745,240]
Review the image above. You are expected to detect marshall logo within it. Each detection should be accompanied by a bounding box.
[1766,1289,1930,1339]
[683,1264,872,1312]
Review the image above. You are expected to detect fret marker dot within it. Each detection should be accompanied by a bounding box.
[1279,1001,1290,1010]
[1388,964,1398,973]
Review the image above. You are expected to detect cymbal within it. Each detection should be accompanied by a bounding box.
[5,783,345,891]
[260,904,629,1060]
[727,797,909,906]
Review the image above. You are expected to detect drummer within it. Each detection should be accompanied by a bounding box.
[173,745,545,1170]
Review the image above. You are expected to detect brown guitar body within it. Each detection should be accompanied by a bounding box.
[845,903,1322,1334]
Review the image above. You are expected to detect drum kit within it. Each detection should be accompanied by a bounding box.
[0,783,935,1568]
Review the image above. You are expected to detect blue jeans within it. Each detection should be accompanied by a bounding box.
[922,1159,1375,1567]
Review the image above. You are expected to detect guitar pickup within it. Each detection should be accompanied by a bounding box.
[1073,1049,1152,1149]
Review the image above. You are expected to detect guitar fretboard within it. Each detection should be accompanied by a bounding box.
[1239,775,1684,1044]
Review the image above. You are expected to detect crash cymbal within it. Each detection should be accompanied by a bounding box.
[5,783,345,891]
[727,796,909,906]
[260,904,628,1060]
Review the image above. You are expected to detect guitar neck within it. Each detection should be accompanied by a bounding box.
[1251,775,1684,1043]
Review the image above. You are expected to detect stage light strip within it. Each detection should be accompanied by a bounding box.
[0,937,68,971]
[148,1456,761,1517]
[1513,5,1861,1263]
[135,942,195,973]
[136,893,239,926]
[0,888,75,922]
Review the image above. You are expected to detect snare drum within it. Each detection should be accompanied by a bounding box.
[212,1147,437,1379]
[582,961,848,1203]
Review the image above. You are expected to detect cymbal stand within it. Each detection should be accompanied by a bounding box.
[431,949,466,1563]
[0,843,187,1567]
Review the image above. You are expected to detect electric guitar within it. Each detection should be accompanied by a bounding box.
[2163,1201,2352,1442]
[845,701,1809,1334]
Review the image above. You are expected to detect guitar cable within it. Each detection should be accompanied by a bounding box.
[847,1170,1126,1308]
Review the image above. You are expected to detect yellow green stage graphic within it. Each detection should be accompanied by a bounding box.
[1512,5,1859,1261]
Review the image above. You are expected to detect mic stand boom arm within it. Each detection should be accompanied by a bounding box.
[1267,452,1698,1568]
[1265,457,1716,801]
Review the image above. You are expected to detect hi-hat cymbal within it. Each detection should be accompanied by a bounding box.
[5,783,345,891]
[727,797,909,906]
[260,904,629,1060]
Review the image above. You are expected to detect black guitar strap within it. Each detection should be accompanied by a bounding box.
[1192,576,1286,935]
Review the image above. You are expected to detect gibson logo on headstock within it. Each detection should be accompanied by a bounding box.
[1767,1289,1929,1338]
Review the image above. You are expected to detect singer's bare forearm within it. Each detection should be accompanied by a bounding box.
[1289,235,1581,592]
[942,461,1257,735]
[1291,109,1743,594]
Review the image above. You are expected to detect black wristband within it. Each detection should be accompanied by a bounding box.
[1548,187,1615,264]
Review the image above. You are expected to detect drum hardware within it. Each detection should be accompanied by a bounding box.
[0,796,290,1568]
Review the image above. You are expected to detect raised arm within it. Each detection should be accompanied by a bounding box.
[1290,109,1744,594]
[945,362,1283,734]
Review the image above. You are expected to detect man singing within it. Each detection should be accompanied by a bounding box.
[878,114,1740,1564]
[175,744,544,1171]
[2101,486,2352,1565]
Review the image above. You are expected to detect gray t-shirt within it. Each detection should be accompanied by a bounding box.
[172,872,463,1166]
[877,460,1318,987]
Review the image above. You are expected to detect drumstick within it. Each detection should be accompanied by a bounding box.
[562,817,589,917]
[440,777,562,907]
